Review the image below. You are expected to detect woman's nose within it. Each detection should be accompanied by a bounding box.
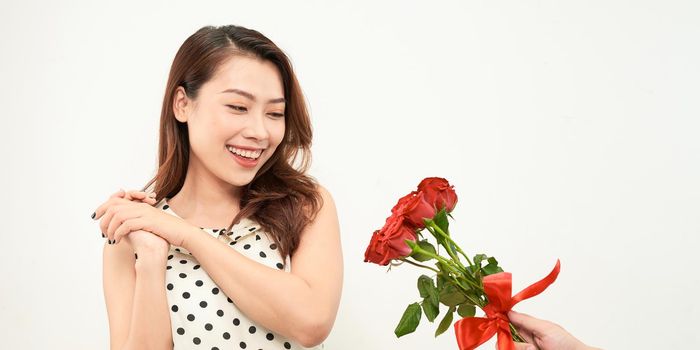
[242,112,269,140]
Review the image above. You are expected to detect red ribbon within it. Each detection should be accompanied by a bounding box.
[453,259,561,350]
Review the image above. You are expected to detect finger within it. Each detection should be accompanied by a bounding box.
[114,217,145,245]
[106,203,139,243]
[508,311,540,332]
[508,311,549,339]
[102,200,136,243]
[512,343,536,350]
[98,197,130,233]
[94,190,127,220]
[92,189,126,220]
[127,191,148,199]
[125,191,158,206]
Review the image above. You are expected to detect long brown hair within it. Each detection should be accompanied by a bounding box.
[140,25,322,260]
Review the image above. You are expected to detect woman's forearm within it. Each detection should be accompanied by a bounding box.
[182,228,336,347]
[122,254,173,350]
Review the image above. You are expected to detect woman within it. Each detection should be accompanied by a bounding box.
[91,25,343,350]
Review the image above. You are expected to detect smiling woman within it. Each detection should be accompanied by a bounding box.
[94,24,343,350]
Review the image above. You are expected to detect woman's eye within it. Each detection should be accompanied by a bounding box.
[226,105,247,112]
[269,112,285,118]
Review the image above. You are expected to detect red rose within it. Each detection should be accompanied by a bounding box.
[417,177,458,212]
[391,191,436,229]
[364,214,418,265]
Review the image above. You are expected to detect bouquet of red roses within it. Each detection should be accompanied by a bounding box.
[364,177,560,350]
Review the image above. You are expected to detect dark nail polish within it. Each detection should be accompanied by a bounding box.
[91,212,96,219]
[101,233,105,238]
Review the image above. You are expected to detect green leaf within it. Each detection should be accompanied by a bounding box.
[411,240,437,262]
[483,257,504,275]
[434,305,455,337]
[457,303,476,317]
[417,275,433,298]
[439,282,468,307]
[473,254,488,268]
[421,298,439,322]
[394,302,422,338]
[434,208,449,234]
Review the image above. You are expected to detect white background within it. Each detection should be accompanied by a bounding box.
[1,0,698,349]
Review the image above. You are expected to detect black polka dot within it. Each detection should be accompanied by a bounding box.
[227,297,233,303]
[248,326,256,334]
[232,318,240,326]
[193,264,201,270]
[266,333,274,341]
[187,314,195,321]
[230,241,237,246]
[163,204,170,210]
[179,273,187,278]
[276,263,284,270]
[255,234,261,240]
[213,229,219,233]
[212,287,219,295]
[216,309,224,317]
[183,292,191,299]
[259,251,267,258]
[177,327,185,335]
[212,348,219,350]
[249,227,256,232]
[223,332,230,339]
[269,243,277,250]
[175,248,181,252]
[193,337,201,345]
[239,342,247,349]
[167,283,174,290]
[167,266,172,270]
[180,259,187,264]
[243,244,251,250]
[168,254,174,260]
[199,301,208,308]
[171,305,178,312]
[195,280,204,287]
[284,342,291,349]
[205,323,213,331]
[234,235,241,240]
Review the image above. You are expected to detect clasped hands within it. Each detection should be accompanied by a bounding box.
[91,189,194,257]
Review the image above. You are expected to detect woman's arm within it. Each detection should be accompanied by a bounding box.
[121,252,173,350]
[181,185,343,348]
[102,240,136,349]
[103,238,173,350]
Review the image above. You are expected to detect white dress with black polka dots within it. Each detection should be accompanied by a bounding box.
[154,198,324,350]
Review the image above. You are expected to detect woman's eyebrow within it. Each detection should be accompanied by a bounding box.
[220,88,285,104]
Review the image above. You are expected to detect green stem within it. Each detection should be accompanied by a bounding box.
[425,224,465,270]
[409,243,467,276]
[398,257,440,273]
[428,222,474,268]
[510,323,525,343]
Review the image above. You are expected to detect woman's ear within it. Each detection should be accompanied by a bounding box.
[173,86,191,123]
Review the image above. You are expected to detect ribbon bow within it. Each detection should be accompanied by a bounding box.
[454,259,561,350]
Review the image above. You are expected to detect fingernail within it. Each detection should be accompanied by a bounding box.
[91,212,96,219]
[101,233,105,238]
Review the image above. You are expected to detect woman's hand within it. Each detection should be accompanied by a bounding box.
[92,189,157,243]
[508,311,599,350]
[92,189,194,247]
[127,229,170,260]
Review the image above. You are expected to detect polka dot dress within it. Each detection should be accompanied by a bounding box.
[154,198,324,350]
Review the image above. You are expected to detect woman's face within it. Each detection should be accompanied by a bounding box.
[173,55,286,188]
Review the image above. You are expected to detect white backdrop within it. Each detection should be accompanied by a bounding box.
[1,0,698,349]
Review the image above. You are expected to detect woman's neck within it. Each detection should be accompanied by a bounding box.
[167,165,243,229]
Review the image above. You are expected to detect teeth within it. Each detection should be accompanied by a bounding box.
[226,146,262,160]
